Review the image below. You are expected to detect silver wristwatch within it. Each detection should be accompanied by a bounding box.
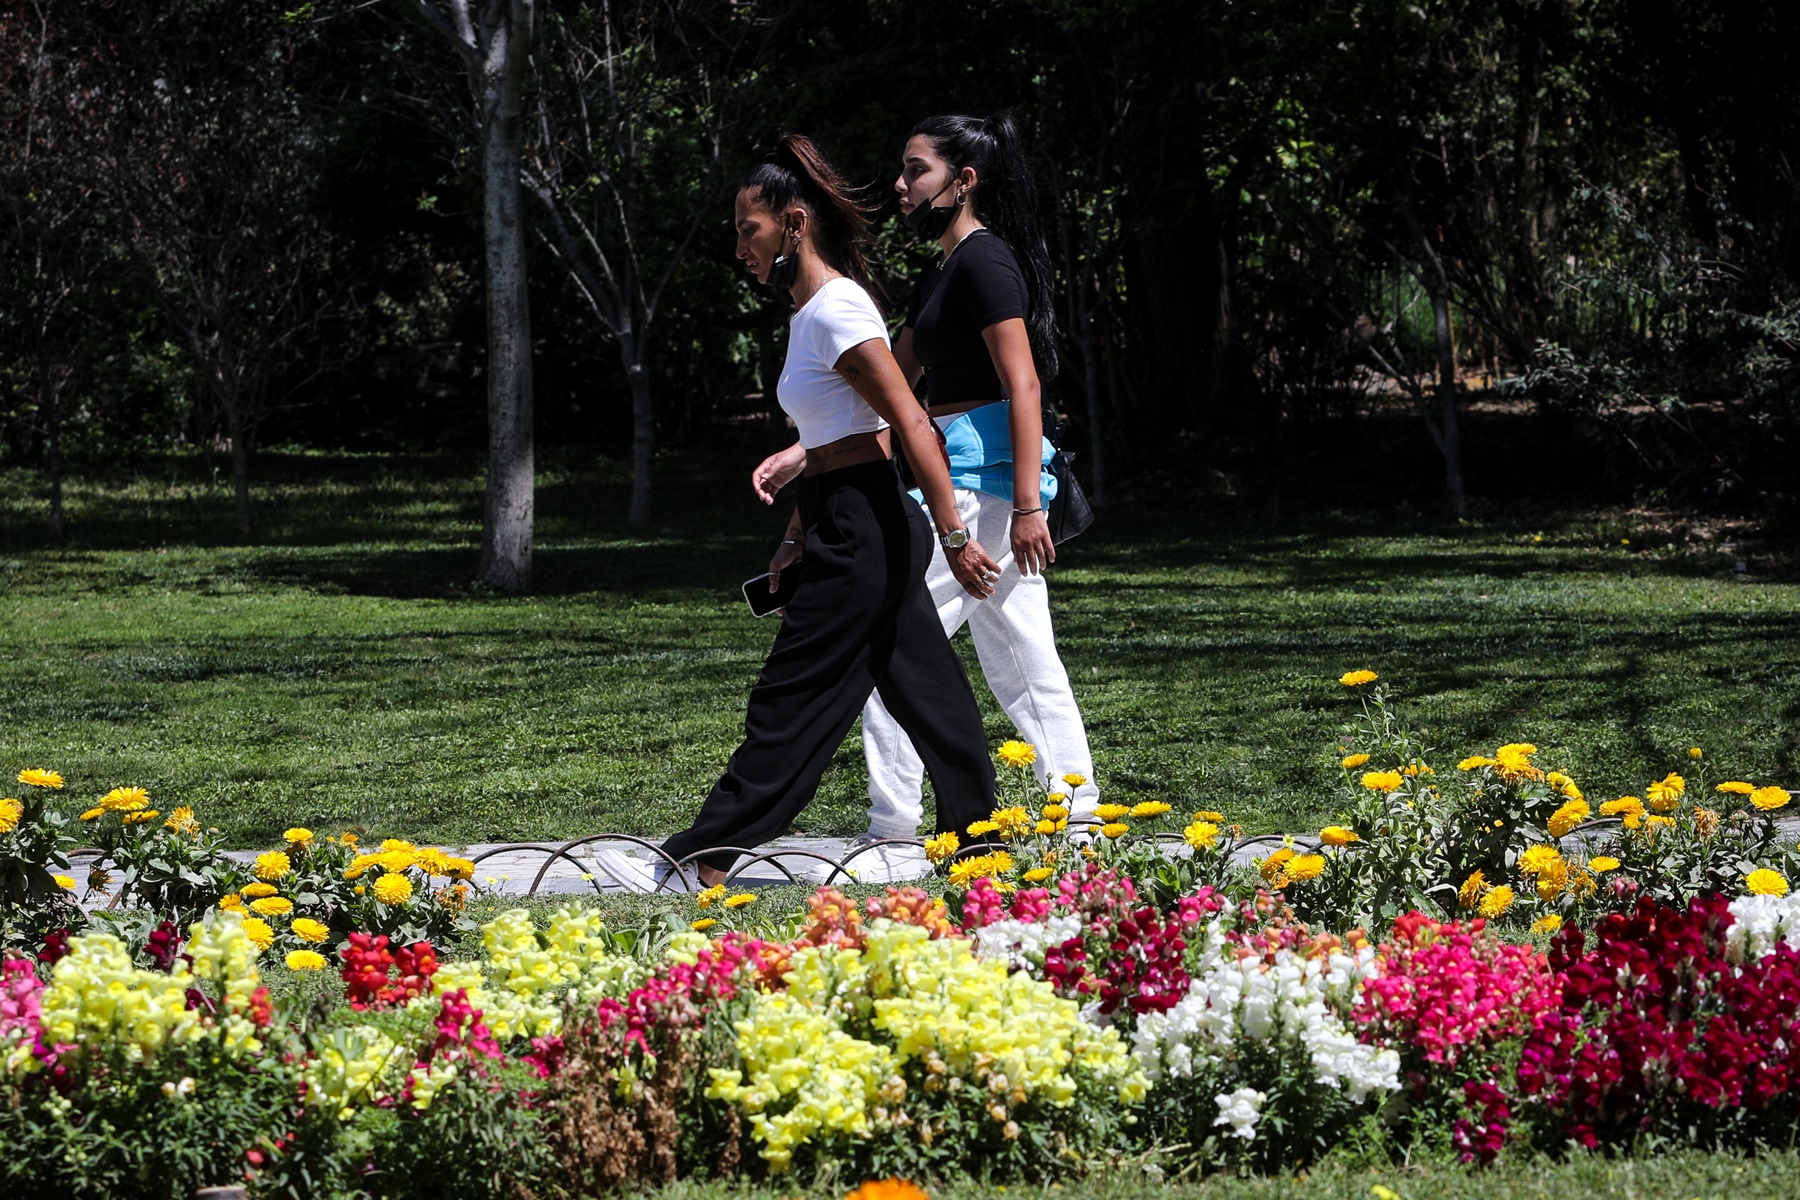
[939,528,970,551]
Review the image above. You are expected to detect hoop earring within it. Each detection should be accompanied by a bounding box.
[955,189,967,206]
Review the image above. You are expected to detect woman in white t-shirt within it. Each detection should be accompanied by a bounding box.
[595,135,1002,892]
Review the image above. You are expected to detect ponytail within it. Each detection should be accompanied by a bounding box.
[738,134,879,292]
[911,111,1061,381]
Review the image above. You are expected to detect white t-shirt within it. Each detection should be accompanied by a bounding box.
[779,276,890,448]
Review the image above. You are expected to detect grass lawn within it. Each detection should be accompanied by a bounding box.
[2,435,1798,849]
[638,1150,1800,1198]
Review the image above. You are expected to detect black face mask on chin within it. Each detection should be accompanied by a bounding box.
[901,178,958,241]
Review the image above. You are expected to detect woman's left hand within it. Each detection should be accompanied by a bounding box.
[1011,509,1056,576]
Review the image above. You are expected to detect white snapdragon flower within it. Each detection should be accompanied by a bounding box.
[1214,1086,1265,1139]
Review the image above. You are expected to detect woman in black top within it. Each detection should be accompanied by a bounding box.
[760,112,1102,884]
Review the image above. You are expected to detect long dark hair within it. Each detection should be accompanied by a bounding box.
[738,134,878,292]
[911,111,1060,381]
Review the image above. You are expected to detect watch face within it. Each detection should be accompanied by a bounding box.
[942,529,969,549]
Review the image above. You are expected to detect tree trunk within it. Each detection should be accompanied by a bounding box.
[1430,286,1466,517]
[227,401,252,541]
[41,366,63,539]
[475,5,535,593]
[624,333,653,528]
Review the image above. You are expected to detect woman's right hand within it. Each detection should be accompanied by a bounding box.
[767,537,804,584]
[945,536,1002,599]
[752,443,806,505]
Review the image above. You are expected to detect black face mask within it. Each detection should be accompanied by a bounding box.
[752,222,800,296]
[901,178,957,241]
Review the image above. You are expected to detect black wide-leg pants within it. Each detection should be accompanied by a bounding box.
[661,460,997,873]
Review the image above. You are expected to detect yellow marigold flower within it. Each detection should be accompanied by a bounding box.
[1459,756,1496,771]
[1361,770,1403,793]
[338,832,359,846]
[1061,773,1087,788]
[1646,773,1686,811]
[965,820,1000,837]
[1286,853,1326,882]
[121,810,161,825]
[1533,913,1563,935]
[690,918,718,932]
[946,852,1015,889]
[163,806,200,835]
[1130,801,1173,819]
[241,918,275,951]
[253,851,292,881]
[16,769,63,789]
[1260,848,1296,885]
[1518,844,1564,877]
[1022,866,1055,883]
[218,893,244,912]
[1747,869,1790,898]
[924,832,960,864]
[1339,669,1378,686]
[99,786,150,812]
[1535,860,1568,903]
[1478,885,1515,919]
[1041,803,1069,820]
[1647,814,1675,829]
[697,884,727,909]
[1547,799,1591,838]
[1453,870,1485,909]
[283,827,314,847]
[285,949,327,971]
[1031,819,1055,834]
[1717,781,1756,795]
[1195,810,1224,823]
[54,874,76,890]
[250,896,294,917]
[438,882,469,912]
[1094,804,1131,821]
[380,838,416,853]
[1402,762,1433,776]
[1183,820,1220,849]
[373,873,414,905]
[0,797,20,834]
[1340,753,1372,769]
[1690,747,1704,760]
[1100,822,1130,839]
[242,882,279,898]
[78,807,104,821]
[991,806,1036,838]
[723,892,756,909]
[1547,772,1584,802]
[1319,825,1360,847]
[996,740,1037,769]
[444,857,476,881]
[1588,856,1620,872]
[376,849,416,874]
[1600,796,1646,819]
[1752,786,1792,812]
[292,918,331,944]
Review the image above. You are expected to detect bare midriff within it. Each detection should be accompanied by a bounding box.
[802,428,893,476]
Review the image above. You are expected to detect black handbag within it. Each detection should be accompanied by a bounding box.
[1041,405,1095,545]
[1045,448,1095,544]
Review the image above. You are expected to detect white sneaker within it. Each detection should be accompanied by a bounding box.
[798,835,931,885]
[590,848,698,894]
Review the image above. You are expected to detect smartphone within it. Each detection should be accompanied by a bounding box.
[742,566,801,617]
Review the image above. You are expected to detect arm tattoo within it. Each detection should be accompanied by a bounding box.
[842,364,860,381]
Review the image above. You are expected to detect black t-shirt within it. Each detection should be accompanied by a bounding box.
[906,230,1028,406]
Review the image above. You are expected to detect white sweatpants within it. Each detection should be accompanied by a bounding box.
[861,488,1100,837]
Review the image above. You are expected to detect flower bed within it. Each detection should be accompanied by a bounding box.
[4,672,1800,1196]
